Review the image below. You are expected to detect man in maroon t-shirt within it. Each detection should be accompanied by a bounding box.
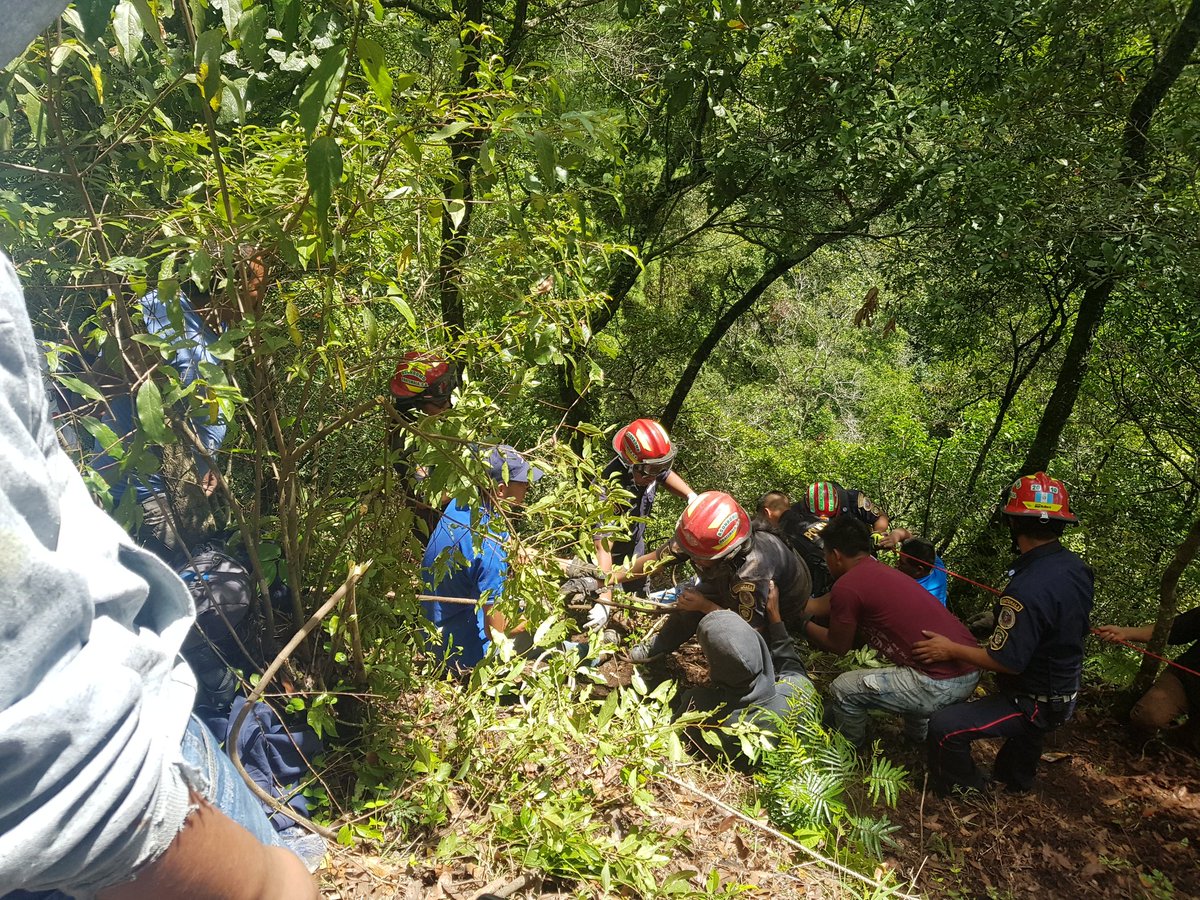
[797,515,979,747]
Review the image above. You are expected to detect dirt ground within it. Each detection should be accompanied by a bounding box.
[318,640,1200,899]
[875,686,1200,899]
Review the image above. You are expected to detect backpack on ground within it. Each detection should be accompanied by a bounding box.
[178,542,260,708]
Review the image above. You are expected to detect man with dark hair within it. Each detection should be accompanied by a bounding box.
[914,472,1093,795]
[421,445,541,670]
[896,537,948,606]
[753,490,791,528]
[798,516,979,748]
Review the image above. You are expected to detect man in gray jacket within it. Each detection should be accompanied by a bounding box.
[0,5,317,898]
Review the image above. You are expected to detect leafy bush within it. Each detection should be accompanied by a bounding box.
[755,694,907,862]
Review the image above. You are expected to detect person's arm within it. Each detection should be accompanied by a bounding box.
[765,580,807,676]
[804,592,831,620]
[803,615,856,655]
[1094,624,1154,644]
[663,470,696,501]
[614,542,675,583]
[592,535,617,607]
[911,630,1018,674]
[677,588,722,615]
[97,795,316,900]
[482,533,524,635]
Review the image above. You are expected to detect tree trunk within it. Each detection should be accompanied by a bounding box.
[660,181,919,428]
[1133,512,1200,695]
[1015,0,1200,474]
[955,0,1200,582]
[939,307,1068,553]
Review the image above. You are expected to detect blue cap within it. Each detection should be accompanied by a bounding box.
[485,445,543,484]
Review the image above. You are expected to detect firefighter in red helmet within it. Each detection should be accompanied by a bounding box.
[588,419,697,629]
[914,472,1094,796]
[387,351,459,538]
[628,491,812,663]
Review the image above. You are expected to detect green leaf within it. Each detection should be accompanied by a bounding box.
[77,0,120,42]
[129,0,165,48]
[533,130,557,186]
[135,379,171,444]
[388,293,416,331]
[194,28,224,110]
[55,375,105,404]
[360,305,378,349]
[113,1,144,63]
[81,417,125,461]
[356,37,392,111]
[306,134,343,222]
[596,691,618,729]
[286,298,302,346]
[217,0,241,37]
[237,4,267,68]
[299,45,348,140]
[444,198,466,231]
[428,120,470,142]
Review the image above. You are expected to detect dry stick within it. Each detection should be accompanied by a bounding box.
[474,874,532,899]
[346,561,367,682]
[227,561,374,841]
[660,772,921,900]
[918,773,927,857]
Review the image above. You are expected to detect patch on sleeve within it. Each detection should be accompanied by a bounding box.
[997,606,1018,630]
[733,580,757,622]
[857,494,875,513]
[998,595,1024,613]
[988,628,1009,651]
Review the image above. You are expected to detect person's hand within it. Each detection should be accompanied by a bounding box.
[764,579,781,624]
[677,588,721,615]
[1094,624,1127,644]
[201,469,219,496]
[912,630,959,665]
[877,528,911,550]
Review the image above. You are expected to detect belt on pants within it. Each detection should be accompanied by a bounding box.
[1027,691,1077,704]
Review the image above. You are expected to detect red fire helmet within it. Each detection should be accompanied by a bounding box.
[675,491,752,562]
[1002,472,1078,524]
[390,352,456,404]
[612,418,677,467]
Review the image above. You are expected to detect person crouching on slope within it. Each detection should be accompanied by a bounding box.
[914,472,1093,795]
[798,515,980,749]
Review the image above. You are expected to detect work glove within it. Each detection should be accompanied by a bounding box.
[967,610,996,639]
[585,601,610,631]
[560,575,601,599]
[562,559,603,580]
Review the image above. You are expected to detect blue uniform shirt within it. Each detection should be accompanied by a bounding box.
[93,291,226,503]
[987,541,1094,697]
[918,555,948,606]
[421,499,508,669]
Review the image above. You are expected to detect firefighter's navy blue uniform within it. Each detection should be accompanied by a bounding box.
[927,541,1094,794]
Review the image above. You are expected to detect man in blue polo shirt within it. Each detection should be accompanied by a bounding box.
[422,445,541,670]
[91,251,269,561]
[913,472,1093,795]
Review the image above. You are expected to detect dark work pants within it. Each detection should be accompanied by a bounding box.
[927,693,1075,794]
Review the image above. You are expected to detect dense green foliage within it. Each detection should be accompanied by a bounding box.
[5,0,1200,890]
